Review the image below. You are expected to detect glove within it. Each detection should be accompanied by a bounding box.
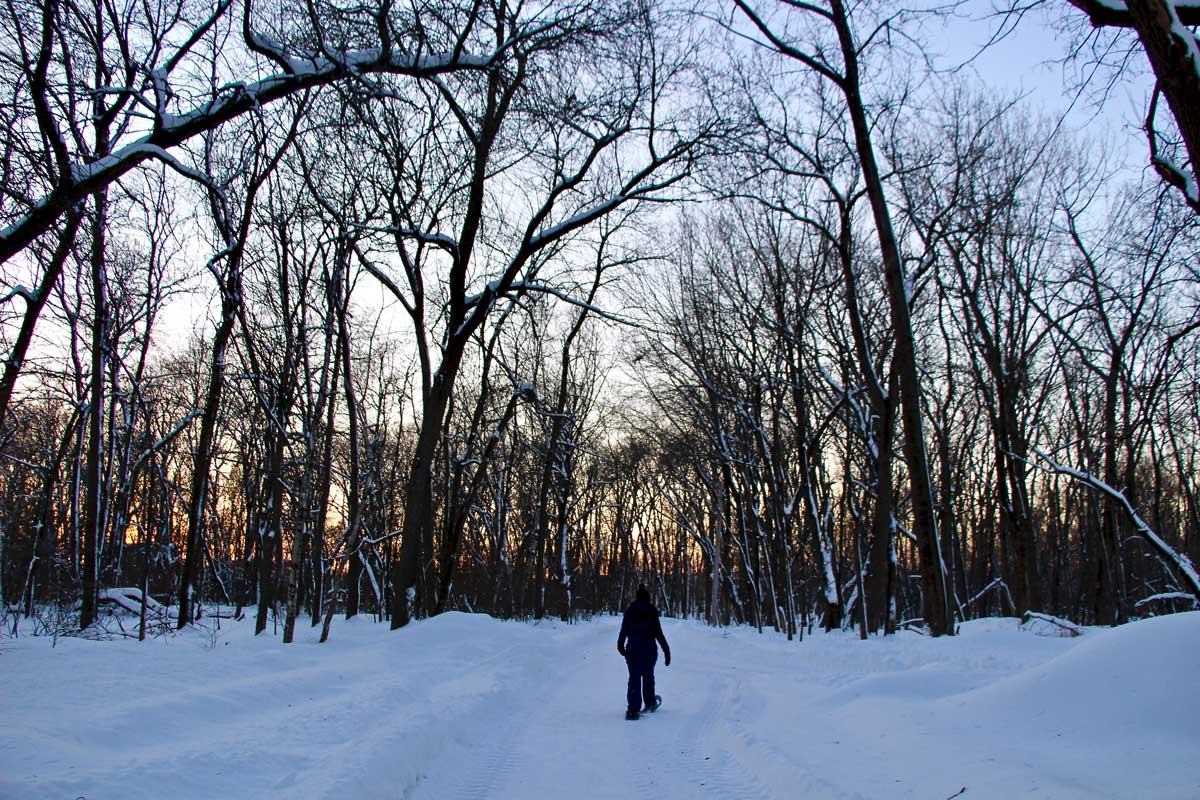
[617,643,626,656]
[664,651,671,667]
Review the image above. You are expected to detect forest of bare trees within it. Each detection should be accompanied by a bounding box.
[2,0,1198,644]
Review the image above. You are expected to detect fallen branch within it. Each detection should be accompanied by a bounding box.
[98,587,169,619]
[1020,611,1082,638]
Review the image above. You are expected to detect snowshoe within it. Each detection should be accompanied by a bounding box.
[625,709,640,720]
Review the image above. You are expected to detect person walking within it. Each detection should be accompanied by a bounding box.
[617,584,671,720]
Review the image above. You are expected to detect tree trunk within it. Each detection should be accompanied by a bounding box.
[391,372,457,628]
[177,274,240,629]
[1128,0,1200,207]
[80,189,109,631]
[829,0,953,635]
[255,427,285,637]
[436,388,524,614]
[1098,369,1128,624]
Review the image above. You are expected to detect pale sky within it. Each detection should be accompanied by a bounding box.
[928,0,1153,176]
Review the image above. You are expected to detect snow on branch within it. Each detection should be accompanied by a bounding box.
[963,577,1016,613]
[361,530,404,547]
[122,409,203,488]
[1150,153,1200,210]
[1066,0,1200,28]
[1146,87,1200,214]
[1029,446,1200,604]
[479,281,638,327]
[98,588,169,619]
[1134,592,1200,609]
[0,44,500,265]
[355,224,460,256]
[1,285,38,305]
[525,193,629,252]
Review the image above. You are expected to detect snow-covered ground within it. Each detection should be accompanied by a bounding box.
[1,610,1197,799]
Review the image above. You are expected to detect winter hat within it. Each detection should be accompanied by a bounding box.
[636,584,650,602]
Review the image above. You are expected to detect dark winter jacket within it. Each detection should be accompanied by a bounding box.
[617,594,670,664]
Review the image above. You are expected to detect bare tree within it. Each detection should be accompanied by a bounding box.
[1040,183,1200,621]
[731,0,954,634]
[177,103,303,629]
[893,91,1073,617]
[0,0,538,454]
[320,2,722,627]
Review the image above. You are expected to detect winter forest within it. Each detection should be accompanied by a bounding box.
[3,0,1200,643]
[4,0,1200,796]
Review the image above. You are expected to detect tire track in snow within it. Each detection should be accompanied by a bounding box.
[365,635,551,800]
[404,619,602,799]
[684,675,780,799]
[621,658,684,799]
[297,637,534,799]
[640,687,717,795]
[599,619,784,799]
[718,678,869,800]
[520,621,637,799]
[406,635,558,800]
[677,627,870,799]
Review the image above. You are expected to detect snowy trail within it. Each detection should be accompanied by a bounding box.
[408,618,829,800]
[2,611,1198,799]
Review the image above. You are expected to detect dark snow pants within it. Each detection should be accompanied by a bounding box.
[625,648,657,712]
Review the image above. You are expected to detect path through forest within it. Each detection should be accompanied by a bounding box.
[2,611,1197,799]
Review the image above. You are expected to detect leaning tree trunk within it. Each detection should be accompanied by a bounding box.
[255,426,286,636]
[838,209,899,635]
[1098,368,1128,624]
[1125,0,1200,211]
[177,270,241,629]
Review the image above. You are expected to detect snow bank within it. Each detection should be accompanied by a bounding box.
[817,613,1200,799]
[960,611,1199,740]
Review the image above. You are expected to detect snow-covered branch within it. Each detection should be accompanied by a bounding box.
[963,577,1016,613]
[471,281,638,327]
[1134,592,1199,609]
[0,285,38,305]
[1,44,500,265]
[1029,446,1200,603]
[98,588,169,619]
[1065,0,1200,28]
[1020,611,1083,637]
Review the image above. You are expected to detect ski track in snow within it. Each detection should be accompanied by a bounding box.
[2,611,1198,799]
